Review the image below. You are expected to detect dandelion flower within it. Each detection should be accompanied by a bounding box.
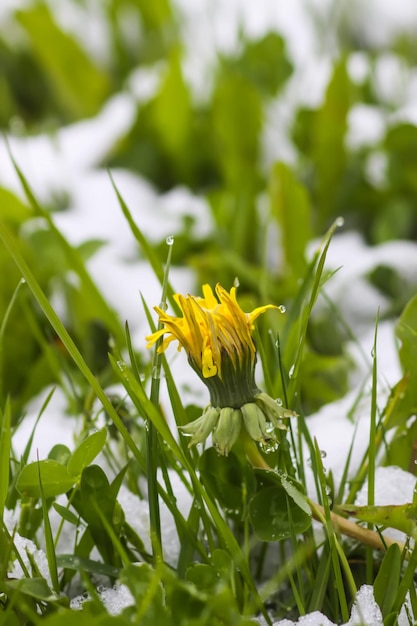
[146,283,296,455]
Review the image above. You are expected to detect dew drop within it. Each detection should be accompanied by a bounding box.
[335,216,344,227]
[158,301,168,311]
[289,364,295,378]
[275,398,283,406]
[278,304,286,313]
[320,450,327,459]
[260,440,279,454]
[233,276,240,288]
[166,235,174,246]
[151,365,160,380]
[274,338,280,348]
[116,360,126,372]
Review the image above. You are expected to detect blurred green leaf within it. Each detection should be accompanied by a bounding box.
[48,443,72,465]
[338,502,417,539]
[385,123,417,193]
[152,48,191,163]
[249,484,311,541]
[374,543,401,618]
[312,58,351,231]
[224,32,293,97]
[395,294,417,415]
[16,459,76,499]
[198,448,256,514]
[120,563,168,624]
[67,428,107,477]
[249,471,311,542]
[0,400,11,514]
[212,72,262,188]
[300,349,350,413]
[70,465,121,565]
[269,161,313,280]
[5,577,56,601]
[16,4,109,120]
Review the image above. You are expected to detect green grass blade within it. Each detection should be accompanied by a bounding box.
[284,220,340,406]
[110,354,271,623]
[8,149,125,346]
[0,399,12,518]
[366,311,379,584]
[108,170,179,314]
[146,240,174,560]
[0,222,144,470]
[37,454,59,593]
[0,278,25,405]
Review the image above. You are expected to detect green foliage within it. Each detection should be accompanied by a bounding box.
[2,2,417,624]
[16,5,110,121]
[16,429,107,498]
[269,162,313,283]
[222,32,293,97]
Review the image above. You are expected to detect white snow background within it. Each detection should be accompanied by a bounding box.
[1,0,417,624]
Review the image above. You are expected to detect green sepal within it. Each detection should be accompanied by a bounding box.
[212,407,242,456]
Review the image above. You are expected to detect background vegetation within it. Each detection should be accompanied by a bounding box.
[1,1,417,624]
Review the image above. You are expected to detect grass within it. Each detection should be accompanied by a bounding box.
[0,161,416,626]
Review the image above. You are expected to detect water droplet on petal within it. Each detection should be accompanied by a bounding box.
[335,216,344,227]
[233,277,240,288]
[278,304,286,313]
[166,235,174,246]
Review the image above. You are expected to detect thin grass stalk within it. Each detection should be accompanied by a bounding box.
[313,440,351,622]
[0,223,206,565]
[0,278,25,405]
[391,542,417,620]
[0,399,11,518]
[37,453,60,593]
[366,312,379,584]
[1,523,30,578]
[282,218,343,405]
[109,171,179,314]
[93,501,131,567]
[0,222,147,465]
[8,151,125,346]
[147,239,174,561]
[111,355,272,624]
[287,499,306,614]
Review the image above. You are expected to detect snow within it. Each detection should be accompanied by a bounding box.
[2,0,417,623]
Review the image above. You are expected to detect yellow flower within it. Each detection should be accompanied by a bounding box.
[146,283,275,378]
[146,283,296,455]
